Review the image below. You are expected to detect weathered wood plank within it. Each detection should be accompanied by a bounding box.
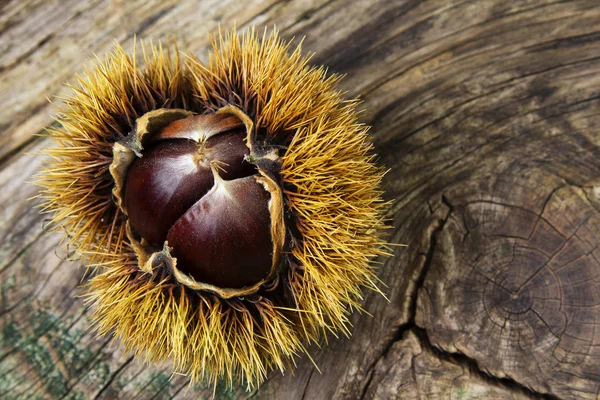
[2,0,600,399]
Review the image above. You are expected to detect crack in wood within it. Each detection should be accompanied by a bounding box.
[56,338,113,400]
[412,326,561,400]
[359,193,578,399]
[281,0,336,33]
[168,381,191,400]
[358,195,453,399]
[300,369,315,400]
[92,356,135,400]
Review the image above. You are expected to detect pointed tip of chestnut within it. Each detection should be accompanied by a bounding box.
[121,109,282,292]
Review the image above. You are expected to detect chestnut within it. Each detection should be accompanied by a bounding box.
[110,107,285,295]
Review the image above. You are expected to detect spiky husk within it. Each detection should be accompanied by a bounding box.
[37,28,389,389]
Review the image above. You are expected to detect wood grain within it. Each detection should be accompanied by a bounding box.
[1,0,600,399]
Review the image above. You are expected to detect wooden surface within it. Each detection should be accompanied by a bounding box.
[2,0,600,399]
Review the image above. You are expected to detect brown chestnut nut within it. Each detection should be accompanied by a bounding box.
[167,173,273,288]
[113,108,285,293]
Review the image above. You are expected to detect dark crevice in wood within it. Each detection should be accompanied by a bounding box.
[411,326,561,400]
[405,190,579,399]
[135,5,176,37]
[56,338,113,400]
[0,33,55,74]
[92,356,135,400]
[246,0,292,27]
[168,381,190,400]
[64,305,89,333]
[300,369,315,400]
[225,0,294,37]
[359,195,453,399]
[281,0,336,33]
[357,320,419,400]
[490,54,600,90]
[147,372,180,400]
[526,27,600,53]
[0,256,66,318]
[0,219,45,270]
[2,373,44,398]
[417,194,454,314]
[357,365,376,400]
[360,193,570,399]
[129,367,166,399]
